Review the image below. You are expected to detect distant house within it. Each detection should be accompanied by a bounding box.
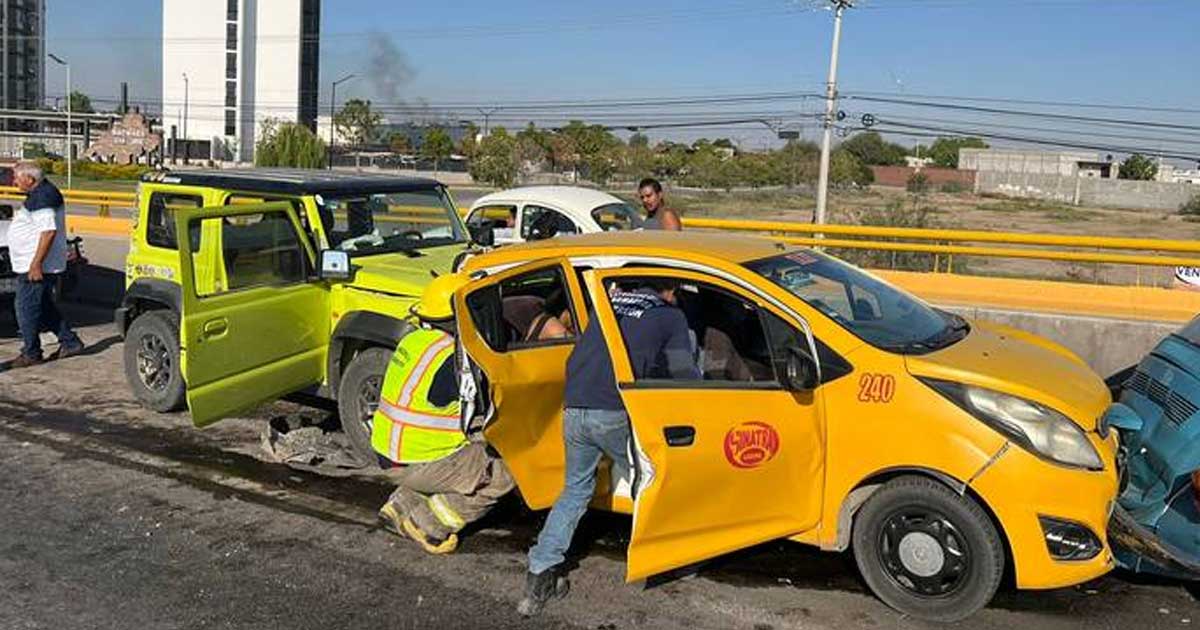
[959,148,1119,179]
[1158,164,1200,185]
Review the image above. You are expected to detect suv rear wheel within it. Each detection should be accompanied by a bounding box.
[337,347,391,463]
[851,476,1005,623]
[124,310,186,412]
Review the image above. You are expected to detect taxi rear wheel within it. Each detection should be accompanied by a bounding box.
[337,347,390,463]
[852,476,1004,623]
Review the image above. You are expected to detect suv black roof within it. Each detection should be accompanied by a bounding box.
[141,168,443,197]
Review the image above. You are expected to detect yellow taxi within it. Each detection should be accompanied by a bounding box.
[451,230,1119,622]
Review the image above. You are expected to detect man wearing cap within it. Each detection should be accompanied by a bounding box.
[372,273,514,554]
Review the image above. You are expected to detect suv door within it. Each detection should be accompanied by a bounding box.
[583,267,826,582]
[175,202,329,426]
[453,257,588,508]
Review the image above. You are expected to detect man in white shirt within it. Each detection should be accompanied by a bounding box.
[7,162,82,368]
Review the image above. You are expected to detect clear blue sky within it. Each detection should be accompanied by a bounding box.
[42,0,1200,153]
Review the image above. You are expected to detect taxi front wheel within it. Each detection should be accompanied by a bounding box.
[852,476,1005,623]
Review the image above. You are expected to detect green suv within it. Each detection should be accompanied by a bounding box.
[118,168,478,459]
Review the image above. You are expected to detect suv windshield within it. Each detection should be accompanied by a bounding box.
[318,187,466,256]
[591,202,643,231]
[746,251,968,354]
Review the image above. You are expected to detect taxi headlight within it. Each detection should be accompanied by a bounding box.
[922,379,1103,471]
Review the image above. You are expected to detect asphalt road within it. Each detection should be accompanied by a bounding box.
[0,273,1197,629]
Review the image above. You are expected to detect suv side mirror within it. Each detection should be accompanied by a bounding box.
[784,347,819,392]
[469,224,495,248]
[319,249,353,281]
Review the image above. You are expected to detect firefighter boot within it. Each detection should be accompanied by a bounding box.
[401,517,459,554]
[516,566,570,617]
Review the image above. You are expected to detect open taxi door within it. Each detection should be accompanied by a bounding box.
[175,202,330,427]
[583,267,826,581]
[453,257,589,508]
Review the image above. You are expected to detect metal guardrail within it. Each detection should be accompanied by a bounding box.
[18,186,1200,271]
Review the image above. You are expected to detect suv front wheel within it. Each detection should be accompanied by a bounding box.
[124,310,186,412]
[337,347,391,463]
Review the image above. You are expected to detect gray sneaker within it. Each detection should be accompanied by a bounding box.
[516,567,569,617]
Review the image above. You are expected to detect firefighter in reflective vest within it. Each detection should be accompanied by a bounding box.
[373,272,515,554]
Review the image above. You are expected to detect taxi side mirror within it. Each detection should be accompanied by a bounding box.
[469,224,495,248]
[319,249,354,282]
[784,348,819,392]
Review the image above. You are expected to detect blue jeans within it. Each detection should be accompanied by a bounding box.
[15,273,80,359]
[528,407,630,575]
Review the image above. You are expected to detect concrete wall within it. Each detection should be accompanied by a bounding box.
[977,171,1199,211]
[960,148,1098,177]
[943,304,1175,377]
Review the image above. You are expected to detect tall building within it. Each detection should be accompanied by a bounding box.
[0,0,45,115]
[163,0,319,162]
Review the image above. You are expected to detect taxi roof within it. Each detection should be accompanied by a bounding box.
[468,230,795,268]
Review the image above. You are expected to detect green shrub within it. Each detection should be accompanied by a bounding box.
[940,180,967,194]
[1181,194,1200,216]
[906,172,929,193]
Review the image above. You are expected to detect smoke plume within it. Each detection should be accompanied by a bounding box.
[366,31,416,105]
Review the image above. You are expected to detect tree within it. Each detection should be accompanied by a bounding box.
[1119,153,1159,181]
[926,136,988,168]
[69,90,94,114]
[255,120,327,168]
[839,131,907,166]
[388,133,412,154]
[515,122,549,170]
[468,127,519,188]
[555,120,620,183]
[457,123,481,159]
[829,149,874,188]
[422,126,454,173]
[333,99,382,147]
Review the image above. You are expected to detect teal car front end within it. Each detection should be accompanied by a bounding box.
[1104,317,1200,583]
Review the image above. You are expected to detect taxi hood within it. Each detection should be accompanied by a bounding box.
[905,320,1110,430]
[347,245,463,297]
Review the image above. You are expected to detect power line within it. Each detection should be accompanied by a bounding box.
[845,95,1200,132]
[845,90,1200,115]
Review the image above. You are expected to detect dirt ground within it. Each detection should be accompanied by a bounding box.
[0,301,1197,629]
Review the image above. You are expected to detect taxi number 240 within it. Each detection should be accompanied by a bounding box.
[857,373,896,403]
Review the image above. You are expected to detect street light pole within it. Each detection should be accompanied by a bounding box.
[182,73,189,144]
[329,74,355,169]
[48,53,71,189]
[814,0,852,226]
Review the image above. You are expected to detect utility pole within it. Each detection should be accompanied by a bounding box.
[477,107,499,136]
[814,0,852,226]
[329,74,356,169]
[181,73,189,163]
[48,54,71,189]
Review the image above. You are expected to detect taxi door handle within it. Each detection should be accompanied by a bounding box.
[201,318,229,340]
[663,426,695,447]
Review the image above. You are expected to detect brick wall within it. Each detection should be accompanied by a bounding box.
[870,166,977,189]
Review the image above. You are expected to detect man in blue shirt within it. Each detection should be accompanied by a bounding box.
[6,162,82,368]
[518,278,698,617]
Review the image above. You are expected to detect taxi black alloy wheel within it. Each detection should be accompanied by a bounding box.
[852,476,1005,623]
[123,310,186,412]
[337,347,391,463]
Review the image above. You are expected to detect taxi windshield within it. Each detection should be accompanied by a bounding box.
[745,251,968,354]
[318,187,466,256]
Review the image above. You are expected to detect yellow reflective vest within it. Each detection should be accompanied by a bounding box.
[370,328,467,465]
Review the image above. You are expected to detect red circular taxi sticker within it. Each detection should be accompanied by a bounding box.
[723,422,781,469]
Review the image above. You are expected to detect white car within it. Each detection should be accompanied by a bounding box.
[465,186,644,245]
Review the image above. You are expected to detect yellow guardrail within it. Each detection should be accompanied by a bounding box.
[22,185,1200,271]
[682,217,1200,270]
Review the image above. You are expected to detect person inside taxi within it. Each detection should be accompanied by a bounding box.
[373,273,515,554]
[637,177,682,231]
[518,278,699,617]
